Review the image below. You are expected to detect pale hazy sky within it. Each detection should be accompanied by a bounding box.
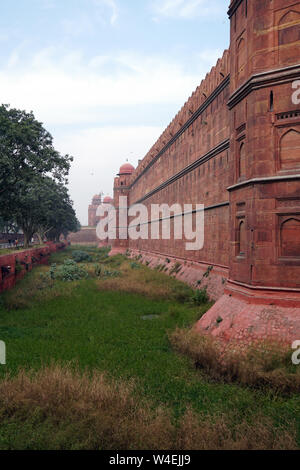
[0,0,229,225]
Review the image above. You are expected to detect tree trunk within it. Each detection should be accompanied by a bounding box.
[37,233,43,245]
[23,228,34,248]
[23,231,30,248]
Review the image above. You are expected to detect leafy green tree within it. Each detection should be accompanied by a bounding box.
[0,104,79,246]
[0,104,73,218]
[13,175,79,247]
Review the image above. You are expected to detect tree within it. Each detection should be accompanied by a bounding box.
[0,104,73,220]
[13,175,80,247]
[35,178,80,243]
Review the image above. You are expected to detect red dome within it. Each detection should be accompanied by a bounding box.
[119,162,135,175]
[103,196,113,204]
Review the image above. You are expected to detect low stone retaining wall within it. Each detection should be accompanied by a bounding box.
[195,282,300,346]
[0,242,67,293]
[127,248,300,346]
[127,248,228,302]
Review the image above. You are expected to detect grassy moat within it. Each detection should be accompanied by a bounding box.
[0,245,299,450]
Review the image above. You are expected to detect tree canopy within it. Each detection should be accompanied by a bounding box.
[0,104,80,246]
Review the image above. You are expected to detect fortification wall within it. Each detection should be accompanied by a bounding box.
[127,50,232,269]
[110,0,300,345]
[68,227,98,245]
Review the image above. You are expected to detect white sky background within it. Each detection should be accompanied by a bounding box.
[0,0,229,225]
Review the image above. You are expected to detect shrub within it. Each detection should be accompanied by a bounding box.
[93,264,119,278]
[94,264,102,277]
[130,262,141,270]
[49,259,88,282]
[72,251,92,263]
[203,265,213,278]
[192,288,209,305]
[102,268,120,278]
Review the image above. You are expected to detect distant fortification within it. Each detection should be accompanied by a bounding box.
[68,194,113,245]
[105,0,300,344]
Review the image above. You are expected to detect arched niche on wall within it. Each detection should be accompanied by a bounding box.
[237,220,246,256]
[238,142,246,179]
[280,218,300,257]
[278,10,300,66]
[279,129,300,170]
[237,38,246,84]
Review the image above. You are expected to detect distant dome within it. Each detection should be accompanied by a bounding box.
[119,162,135,175]
[103,196,113,204]
[92,194,102,203]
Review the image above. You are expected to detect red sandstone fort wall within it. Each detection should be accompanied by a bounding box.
[109,0,300,344]
[126,49,232,269]
[114,0,300,291]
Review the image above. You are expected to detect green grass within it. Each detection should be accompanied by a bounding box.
[0,245,299,448]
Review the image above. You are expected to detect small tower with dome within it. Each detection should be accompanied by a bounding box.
[88,193,102,227]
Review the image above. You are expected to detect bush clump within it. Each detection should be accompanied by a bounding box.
[102,268,120,278]
[49,259,88,282]
[130,262,141,270]
[192,288,209,305]
[72,250,92,263]
[93,264,120,278]
[94,264,102,277]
